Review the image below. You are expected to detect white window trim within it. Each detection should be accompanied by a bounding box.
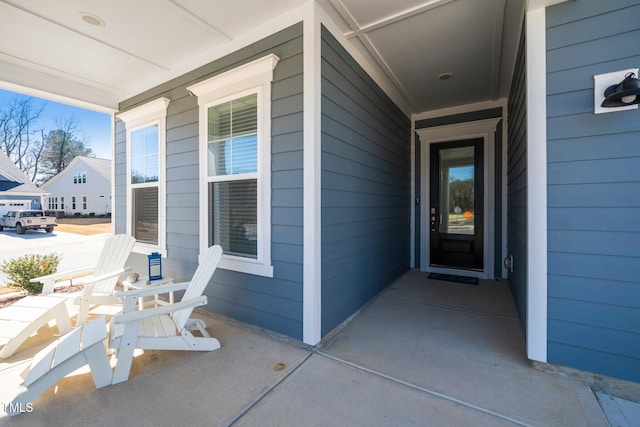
[187,54,278,277]
[117,97,170,257]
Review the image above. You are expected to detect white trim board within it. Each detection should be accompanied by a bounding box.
[412,99,505,122]
[302,2,323,346]
[416,118,500,280]
[110,113,116,236]
[523,0,573,368]
[524,6,547,363]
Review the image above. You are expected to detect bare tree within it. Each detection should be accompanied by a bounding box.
[0,96,97,184]
[26,130,47,182]
[0,97,45,177]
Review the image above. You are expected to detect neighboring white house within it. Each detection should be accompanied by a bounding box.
[40,156,111,216]
[0,150,47,216]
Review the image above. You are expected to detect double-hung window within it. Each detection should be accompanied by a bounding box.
[208,94,258,257]
[73,172,87,184]
[188,54,278,277]
[118,98,169,256]
[48,197,58,210]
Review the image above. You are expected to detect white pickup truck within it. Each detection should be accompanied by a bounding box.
[0,210,57,234]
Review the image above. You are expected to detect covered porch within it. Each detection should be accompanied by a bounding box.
[1,0,638,404]
[0,272,610,425]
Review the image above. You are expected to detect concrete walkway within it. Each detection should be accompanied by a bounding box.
[0,270,621,426]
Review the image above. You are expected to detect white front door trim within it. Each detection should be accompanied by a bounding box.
[416,117,500,279]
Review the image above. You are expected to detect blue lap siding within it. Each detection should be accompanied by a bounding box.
[115,23,305,339]
[546,0,640,382]
[507,20,528,334]
[320,27,411,335]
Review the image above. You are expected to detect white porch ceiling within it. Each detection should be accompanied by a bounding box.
[0,0,524,115]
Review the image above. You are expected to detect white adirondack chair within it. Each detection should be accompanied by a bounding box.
[108,244,223,384]
[0,234,134,359]
[6,316,112,417]
[4,246,223,416]
[33,233,136,326]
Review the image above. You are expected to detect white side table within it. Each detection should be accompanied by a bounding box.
[121,276,175,310]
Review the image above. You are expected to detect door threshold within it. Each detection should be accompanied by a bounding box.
[430,264,483,272]
[424,266,487,279]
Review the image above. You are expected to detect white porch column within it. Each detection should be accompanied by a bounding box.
[302,2,322,345]
[525,3,550,363]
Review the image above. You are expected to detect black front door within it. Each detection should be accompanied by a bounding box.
[430,139,483,270]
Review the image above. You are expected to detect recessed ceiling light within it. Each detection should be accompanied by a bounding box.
[78,12,105,27]
[437,72,453,81]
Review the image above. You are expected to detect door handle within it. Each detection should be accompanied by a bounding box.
[430,207,436,232]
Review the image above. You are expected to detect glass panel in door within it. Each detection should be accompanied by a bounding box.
[430,139,483,270]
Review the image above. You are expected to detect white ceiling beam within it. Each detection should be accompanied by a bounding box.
[0,61,119,112]
[0,51,120,93]
[343,0,456,39]
[491,0,506,101]
[164,0,232,42]
[318,1,413,116]
[327,0,419,110]
[327,0,361,32]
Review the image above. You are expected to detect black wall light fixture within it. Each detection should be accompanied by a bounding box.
[594,68,639,114]
[601,72,640,108]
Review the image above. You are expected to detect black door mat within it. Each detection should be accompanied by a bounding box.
[427,273,479,286]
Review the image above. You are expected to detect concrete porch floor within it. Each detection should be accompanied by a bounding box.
[0,270,621,426]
